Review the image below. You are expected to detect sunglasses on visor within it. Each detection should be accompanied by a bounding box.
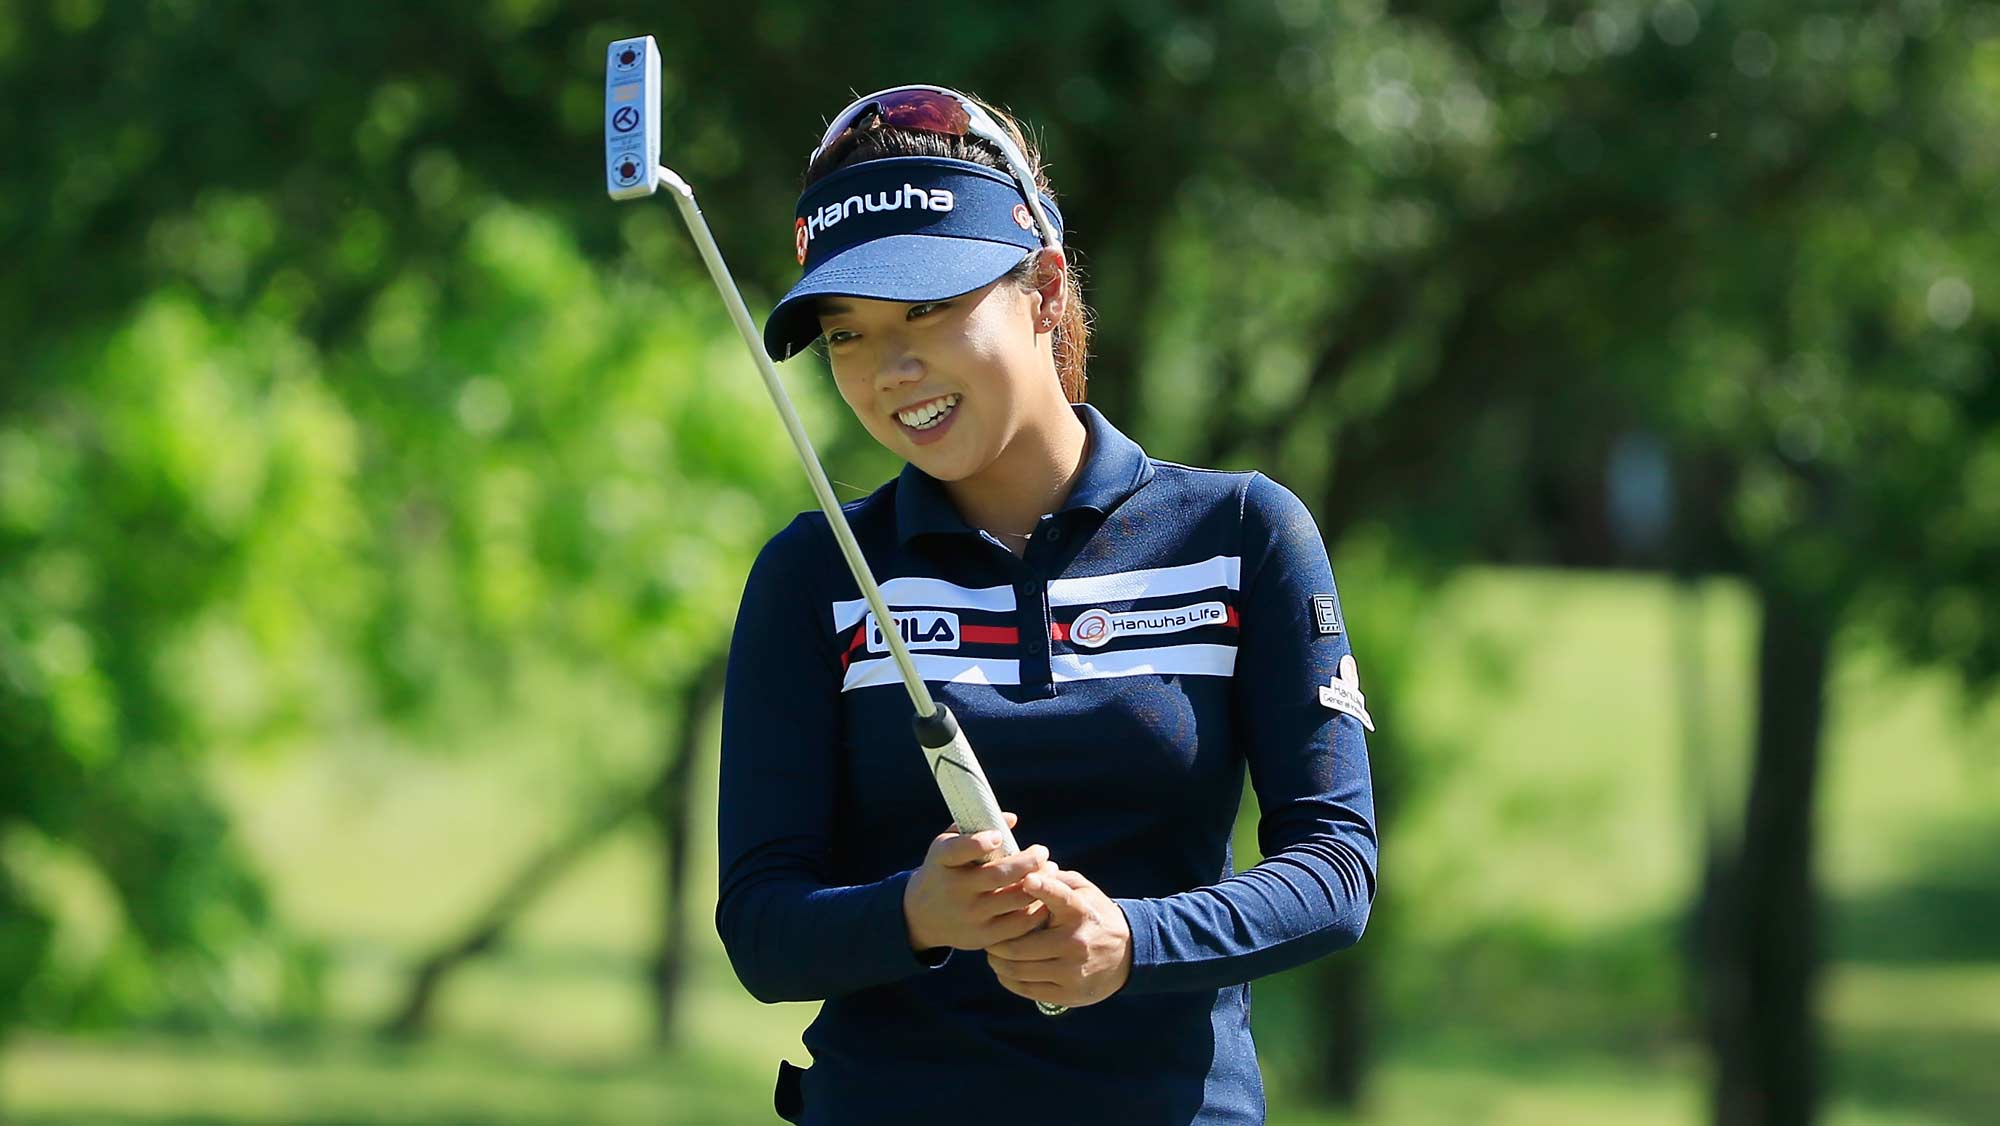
[812,85,1065,256]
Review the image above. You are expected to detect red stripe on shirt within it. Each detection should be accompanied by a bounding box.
[838,625,868,670]
[959,625,1018,646]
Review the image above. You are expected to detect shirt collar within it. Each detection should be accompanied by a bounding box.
[895,402,1156,545]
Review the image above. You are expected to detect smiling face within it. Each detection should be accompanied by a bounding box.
[816,263,1066,483]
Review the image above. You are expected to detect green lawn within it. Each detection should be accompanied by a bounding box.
[5,567,1996,1124]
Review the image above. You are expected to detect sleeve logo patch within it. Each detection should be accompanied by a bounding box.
[1318,654,1376,732]
[1311,594,1344,636]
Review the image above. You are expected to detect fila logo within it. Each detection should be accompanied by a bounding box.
[796,185,957,263]
[1069,601,1227,650]
[867,609,962,654]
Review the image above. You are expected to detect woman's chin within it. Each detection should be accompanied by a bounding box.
[910,448,976,481]
[900,421,980,477]
[912,434,996,482]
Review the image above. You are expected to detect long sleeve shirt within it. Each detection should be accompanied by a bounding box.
[715,402,1378,1124]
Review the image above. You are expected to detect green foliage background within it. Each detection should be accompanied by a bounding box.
[2,0,1997,1122]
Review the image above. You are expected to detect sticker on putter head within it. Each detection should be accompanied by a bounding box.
[1318,654,1375,731]
[603,36,661,201]
[1311,594,1343,636]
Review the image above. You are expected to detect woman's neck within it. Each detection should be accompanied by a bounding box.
[945,401,1089,545]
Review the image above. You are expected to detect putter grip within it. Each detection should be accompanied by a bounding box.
[911,705,1018,853]
[911,705,1068,1017]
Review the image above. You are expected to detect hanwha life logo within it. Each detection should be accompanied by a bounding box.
[1070,608,1114,649]
[795,218,810,265]
[1012,203,1033,230]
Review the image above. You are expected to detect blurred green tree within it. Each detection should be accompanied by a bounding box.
[1092,3,2000,1121]
[6,3,1997,1123]
[1,0,820,1052]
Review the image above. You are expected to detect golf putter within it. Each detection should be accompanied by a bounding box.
[604,35,1067,1017]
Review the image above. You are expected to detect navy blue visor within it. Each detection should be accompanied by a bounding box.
[762,156,1063,361]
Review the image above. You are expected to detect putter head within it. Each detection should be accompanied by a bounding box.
[605,36,661,200]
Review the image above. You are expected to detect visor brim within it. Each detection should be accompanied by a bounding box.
[762,234,1032,361]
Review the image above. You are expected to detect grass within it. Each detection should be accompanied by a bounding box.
[4,567,1997,1124]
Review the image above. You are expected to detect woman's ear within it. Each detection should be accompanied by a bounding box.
[1030,247,1067,331]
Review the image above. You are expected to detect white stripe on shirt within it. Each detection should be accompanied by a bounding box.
[842,654,1023,692]
[1050,643,1238,682]
[1047,555,1242,608]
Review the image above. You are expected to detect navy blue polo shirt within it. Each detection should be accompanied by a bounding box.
[716,403,1378,1125]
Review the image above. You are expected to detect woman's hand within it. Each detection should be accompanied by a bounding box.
[903,812,1054,953]
[986,866,1133,1008]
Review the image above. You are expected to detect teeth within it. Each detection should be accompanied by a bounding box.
[898,393,960,429]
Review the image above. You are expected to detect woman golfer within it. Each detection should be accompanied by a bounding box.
[716,86,1378,1125]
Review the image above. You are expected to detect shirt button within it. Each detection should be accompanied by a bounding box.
[1048,525,1063,542]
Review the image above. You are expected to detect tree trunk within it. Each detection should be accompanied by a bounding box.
[381,783,649,1039]
[1312,954,1372,1106]
[1710,583,1833,1126]
[648,650,729,1043]
[1677,576,1725,1033]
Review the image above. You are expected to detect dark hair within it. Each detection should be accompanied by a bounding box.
[802,95,1091,403]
